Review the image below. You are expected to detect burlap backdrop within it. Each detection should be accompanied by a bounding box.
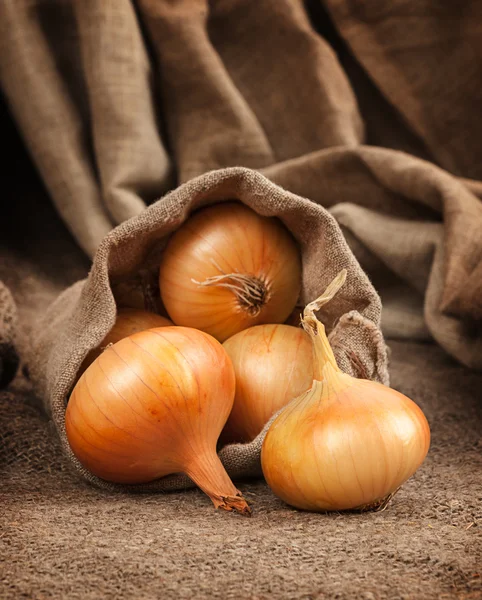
[0,0,481,489]
[0,0,480,372]
[28,168,388,491]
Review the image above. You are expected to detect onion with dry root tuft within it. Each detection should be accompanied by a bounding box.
[66,326,250,515]
[221,324,313,444]
[261,271,431,512]
[159,202,301,342]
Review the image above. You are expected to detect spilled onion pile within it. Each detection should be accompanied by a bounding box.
[67,202,430,516]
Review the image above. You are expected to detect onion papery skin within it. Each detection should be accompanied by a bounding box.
[221,324,313,444]
[261,271,431,513]
[80,308,172,373]
[66,326,250,514]
[262,369,430,511]
[159,202,301,342]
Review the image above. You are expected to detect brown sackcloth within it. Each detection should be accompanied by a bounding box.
[2,341,481,600]
[28,167,389,492]
[0,0,480,372]
[1,98,481,600]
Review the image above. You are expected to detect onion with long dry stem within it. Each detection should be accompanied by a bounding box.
[159,202,301,342]
[66,326,250,515]
[262,271,431,512]
[221,324,313,444]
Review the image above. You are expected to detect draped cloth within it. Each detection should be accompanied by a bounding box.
[0,0,481,369]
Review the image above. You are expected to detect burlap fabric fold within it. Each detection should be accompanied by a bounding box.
[29,168,388,492]
[0,282,19,390]
[0,0,480,371]
[263,146,482,369]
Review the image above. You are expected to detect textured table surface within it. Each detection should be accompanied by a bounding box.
[2,339,481,600]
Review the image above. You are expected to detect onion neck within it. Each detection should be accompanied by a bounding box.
[185,451,251,516]
[302,270,347,382]
[307,319,340,381]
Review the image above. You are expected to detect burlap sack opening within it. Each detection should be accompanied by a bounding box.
[30,167,389,493]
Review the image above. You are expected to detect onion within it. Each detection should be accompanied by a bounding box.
[221,324,313,444]
[80,308,172,373]
[66,326,250,515]
[261,271,431,512]
[159,202,301,342]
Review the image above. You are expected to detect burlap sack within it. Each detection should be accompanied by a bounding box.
[30,167,388,492]
[1,1,480,371]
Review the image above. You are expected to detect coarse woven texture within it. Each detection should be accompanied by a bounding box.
[1,124,480,600]
[263,146,482,369]
[28,167,389,492]
[0,0,480,370]
[2,341,481,600]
